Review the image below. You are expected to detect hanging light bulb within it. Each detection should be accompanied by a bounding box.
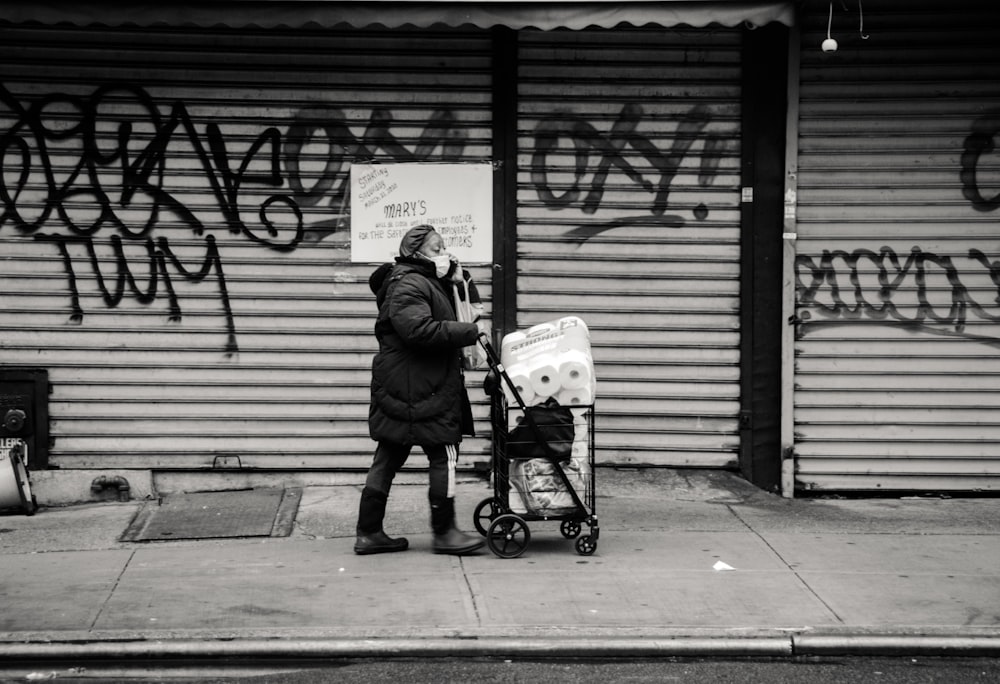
[858,0,870,40]
[822,1,839,52]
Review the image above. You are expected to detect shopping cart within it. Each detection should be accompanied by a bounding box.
[472,333,599,558]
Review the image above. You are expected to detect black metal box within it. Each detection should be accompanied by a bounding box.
[0,368,50,470]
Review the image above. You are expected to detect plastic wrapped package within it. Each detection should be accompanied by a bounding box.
[508,433,592,516]
[509,458,575,515]
[499,317,596,407]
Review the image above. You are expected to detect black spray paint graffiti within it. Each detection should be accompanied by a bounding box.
[960,108,1000,212]
[36,232,237,351]
[530,103,725,239]
[0,84,298,247]
[796,111,1000,346]
[795,247,1000,346]
[0,84,468,354]
[6,82,997,351]
[283,105,467,213]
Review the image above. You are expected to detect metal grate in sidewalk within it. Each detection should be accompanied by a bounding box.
[121,488,300,542]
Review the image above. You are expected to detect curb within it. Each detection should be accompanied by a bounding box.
[793,635,1000,657]
[0,637,792,660]
[2,635,1000,661]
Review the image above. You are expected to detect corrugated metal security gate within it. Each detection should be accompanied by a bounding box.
[516,27,744,467]
[792,0,1000,491]
[0,24,495,470]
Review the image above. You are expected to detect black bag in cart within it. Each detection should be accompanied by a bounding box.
[505,398,575,462]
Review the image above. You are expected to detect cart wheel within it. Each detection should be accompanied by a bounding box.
[560,520,582,539]
[487,514,531,559]
[575,535,597,556]
[473,497,499,537]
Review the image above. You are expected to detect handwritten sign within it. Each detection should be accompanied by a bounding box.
[350,163,493,263]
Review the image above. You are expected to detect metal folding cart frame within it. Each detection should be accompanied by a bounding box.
[472,333,600,558]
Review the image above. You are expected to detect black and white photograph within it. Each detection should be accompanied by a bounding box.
[0,1,998,681]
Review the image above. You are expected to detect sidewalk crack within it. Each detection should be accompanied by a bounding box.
[727,505,846,625]
[89,549,136,632]
[458,557,482,626]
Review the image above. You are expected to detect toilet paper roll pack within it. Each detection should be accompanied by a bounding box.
[500,317,596,406]
[500,316,591,367]
[505,353,594,404]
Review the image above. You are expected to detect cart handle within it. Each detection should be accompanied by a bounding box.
[477,331,529,411]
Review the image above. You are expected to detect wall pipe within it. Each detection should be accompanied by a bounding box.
[90,475,131,502]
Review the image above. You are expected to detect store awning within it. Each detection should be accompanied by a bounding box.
[0,1,795,31]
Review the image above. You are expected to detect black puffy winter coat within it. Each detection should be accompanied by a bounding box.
[368,257,479,446]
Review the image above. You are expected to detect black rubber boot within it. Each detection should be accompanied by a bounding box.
[355,530,409,555]
[430,496,485,555]
[355,487,408,555]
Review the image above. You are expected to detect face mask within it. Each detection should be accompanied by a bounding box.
[428,254,452,278]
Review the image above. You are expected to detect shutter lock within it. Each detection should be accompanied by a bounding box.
[2,408,28,435]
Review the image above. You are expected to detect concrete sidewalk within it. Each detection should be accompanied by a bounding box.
[1,469,999,660]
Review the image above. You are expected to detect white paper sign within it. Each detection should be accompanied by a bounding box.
[350,163,493,263]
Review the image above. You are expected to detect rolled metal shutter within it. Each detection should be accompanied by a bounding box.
[0,24,494,470]
[793,1,1000,491]
[517,27,743,467]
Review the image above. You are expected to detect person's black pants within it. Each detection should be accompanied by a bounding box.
[357,441,458,534]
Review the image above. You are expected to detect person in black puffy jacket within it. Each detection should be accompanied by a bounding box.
[354,224,486,556]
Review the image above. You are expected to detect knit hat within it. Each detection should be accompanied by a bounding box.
[398,224,436,258]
